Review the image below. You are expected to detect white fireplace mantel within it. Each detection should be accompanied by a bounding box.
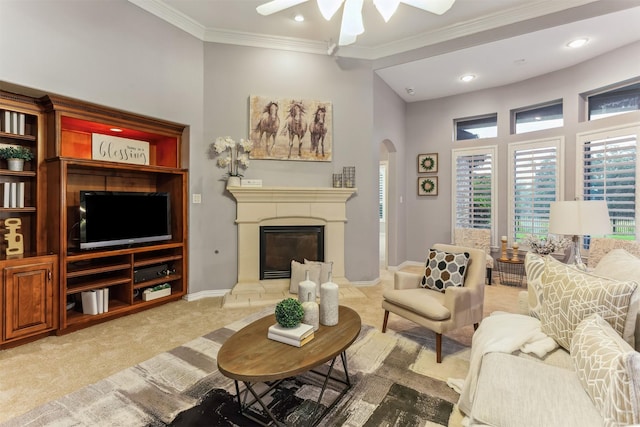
[225,186,356,305]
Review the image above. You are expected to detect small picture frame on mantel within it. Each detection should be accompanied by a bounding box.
[418,176,438,196]
[417,153,438,173]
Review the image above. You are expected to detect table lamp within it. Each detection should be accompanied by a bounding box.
[548,200,611,270]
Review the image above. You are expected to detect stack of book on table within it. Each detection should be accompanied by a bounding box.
[268,322,314,347]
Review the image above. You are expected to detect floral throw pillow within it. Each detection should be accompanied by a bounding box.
[420,249,470,292]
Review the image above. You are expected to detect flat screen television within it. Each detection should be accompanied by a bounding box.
[79,191,172,250]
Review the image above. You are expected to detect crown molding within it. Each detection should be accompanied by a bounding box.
[128,0,598,60]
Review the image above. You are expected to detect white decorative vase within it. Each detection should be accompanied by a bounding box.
[7,158,24,172]
[298,270,316,303]
[320,273,339,326]
[226,176,241,188]
[302,297,319,331]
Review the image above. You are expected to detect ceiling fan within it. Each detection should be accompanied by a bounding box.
[256,0,456,47]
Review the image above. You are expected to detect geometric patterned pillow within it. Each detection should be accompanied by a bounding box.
[420,248,470,292]
[571,314,640,426]
[524,251,545,319]
[539,256,638,350]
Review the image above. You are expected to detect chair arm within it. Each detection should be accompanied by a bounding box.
[443,285,476,314]
[394,271,422,290]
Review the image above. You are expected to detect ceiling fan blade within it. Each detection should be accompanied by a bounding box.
[256,0,309,16]
[339,0,364,46]
[317,0,344,20]
[400,0,455,15]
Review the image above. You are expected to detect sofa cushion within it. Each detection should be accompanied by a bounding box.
[382,288,451,320]
[523,252,545,319]
[571,314,640,426]
[304,259,333,285]
[592,248,640,348]
[471,352,602,427]
[539,256,637,350]
[421,248,470,292]
[289,260,321,294]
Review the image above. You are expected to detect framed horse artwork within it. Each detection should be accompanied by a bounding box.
[249,95,333,162]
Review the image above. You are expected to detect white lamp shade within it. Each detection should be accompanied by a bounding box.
[548,200,612,236]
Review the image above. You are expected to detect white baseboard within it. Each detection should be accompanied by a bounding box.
[183,289,230,301]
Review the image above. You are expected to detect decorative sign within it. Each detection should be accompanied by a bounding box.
[4,218,24,256]
[91,134,150,165]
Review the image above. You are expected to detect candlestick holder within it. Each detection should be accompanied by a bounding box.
[511,243,520,261]
[500,236,508,261]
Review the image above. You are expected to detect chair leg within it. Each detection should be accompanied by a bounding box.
[474,323,479,331]
[382,310,389,333]
[436,333,442,363]
[486,267,492,285]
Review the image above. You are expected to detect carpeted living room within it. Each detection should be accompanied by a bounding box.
[1,1,640,426]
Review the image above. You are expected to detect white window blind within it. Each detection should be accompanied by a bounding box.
[508,138,563,242]
[452,147,496,232]
[579,129,639,241]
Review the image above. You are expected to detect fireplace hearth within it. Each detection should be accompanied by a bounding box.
[260,225,324,279]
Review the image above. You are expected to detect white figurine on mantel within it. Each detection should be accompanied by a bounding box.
[302,292,319,331]
[298,270,316,303]
[320,272,339,326]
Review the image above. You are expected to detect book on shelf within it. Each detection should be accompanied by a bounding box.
[3,182,9,208]
[11,112,18,135]
[268,322,314,340]
[17,113,25,135]
[267,331,315,347]
[16,182,24,208]
[9,182,16,208]
[81,288,110,315]
[2,111,10,133]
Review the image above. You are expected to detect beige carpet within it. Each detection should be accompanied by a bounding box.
[0,268,522,424]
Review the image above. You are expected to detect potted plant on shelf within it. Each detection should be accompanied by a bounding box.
[0,146,34,171]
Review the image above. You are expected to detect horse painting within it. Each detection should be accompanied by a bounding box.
[253,101,280,155]
[281,101,307,158]
[309,105,327,157]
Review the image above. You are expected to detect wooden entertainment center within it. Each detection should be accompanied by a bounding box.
[0,89,188,347]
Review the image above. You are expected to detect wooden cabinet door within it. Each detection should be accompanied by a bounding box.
[4,261,55,340]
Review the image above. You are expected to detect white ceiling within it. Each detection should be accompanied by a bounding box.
[129,0,640,102]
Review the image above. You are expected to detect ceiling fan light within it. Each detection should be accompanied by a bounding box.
[317,0,344,20]
[374,0,400,22]
[341,0,364,35]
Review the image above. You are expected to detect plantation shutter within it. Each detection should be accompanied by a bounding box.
[581,132,638,240]
[454,150,493,229]
[510,140,562,240]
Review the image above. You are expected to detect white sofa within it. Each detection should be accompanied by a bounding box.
[458,249,640,427]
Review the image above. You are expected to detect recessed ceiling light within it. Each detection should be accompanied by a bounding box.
[294,13,304,22]
[460,74,476,83]
[567,38,588,48]
[110,128,123,132]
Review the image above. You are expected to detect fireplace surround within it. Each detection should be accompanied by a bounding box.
[225,186,355,306]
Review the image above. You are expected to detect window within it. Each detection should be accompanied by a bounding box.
[379,162,386,222]
[452,147,497,237]
[508,138,564,243]
[588,82,640,121]
[513,101,563,134]
[577,126,640,244]
[455,114,497,140]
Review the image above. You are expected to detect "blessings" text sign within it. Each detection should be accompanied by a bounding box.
[91,134,150,166]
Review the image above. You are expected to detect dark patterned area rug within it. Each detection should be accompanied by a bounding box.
[1,309,465,427]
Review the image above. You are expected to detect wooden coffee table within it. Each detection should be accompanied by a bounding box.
[217,305,361,426]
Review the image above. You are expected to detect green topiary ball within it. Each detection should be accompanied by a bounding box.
[275,298,304,328]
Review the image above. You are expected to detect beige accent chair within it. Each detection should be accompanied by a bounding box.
[381,243,486,363]
[454,227,494,284]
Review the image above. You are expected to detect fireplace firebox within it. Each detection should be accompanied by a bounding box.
[260,225,325,280]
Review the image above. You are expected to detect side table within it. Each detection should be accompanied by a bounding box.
[496,258,526,287]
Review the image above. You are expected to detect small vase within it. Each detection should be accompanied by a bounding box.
[298,270,316,303]
[227,176,241,188]
[7,158,24,172]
